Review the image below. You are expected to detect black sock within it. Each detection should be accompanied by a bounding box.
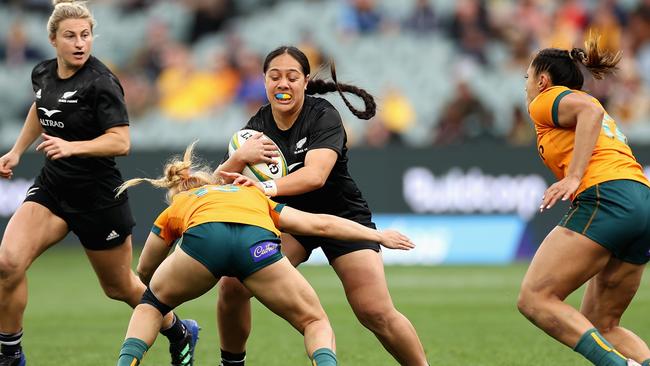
[221,349,246,365]
[161,314,186,344]
[0,330,23,356]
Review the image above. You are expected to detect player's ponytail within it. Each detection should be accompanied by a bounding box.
[263,46,376,120]
[116,141,220,202]
[575,32,621,80]
[531,32,621,90]
[306,62,377,120]
[48,0,95,39]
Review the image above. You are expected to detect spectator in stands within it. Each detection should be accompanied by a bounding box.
[445,0,491,65]
[339,0,385,36]
[403,0,437,35]
[186,0,236,44]
[233,48,266,114]
[377,85,414,140]
[1,21,44,67]
[434,79,494,145]
[157,43,225,121]
[507,106,535,146]
[208,49,240,112]
[128,18,171,83]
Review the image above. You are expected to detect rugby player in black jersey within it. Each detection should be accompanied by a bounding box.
[215,46,429,366]
[0,2,198,365]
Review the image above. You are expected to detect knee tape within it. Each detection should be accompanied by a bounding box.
[140,287,173,316]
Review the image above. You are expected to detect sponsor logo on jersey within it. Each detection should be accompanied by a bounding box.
[59,90,78,103]
[35,89,41,99]
[39,118,64,128]
[38,107,61,118]
[106,230,120,241]
[250,241,279,262]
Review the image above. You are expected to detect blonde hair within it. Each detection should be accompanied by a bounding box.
[48,0,96,39]
[116,141,221,202]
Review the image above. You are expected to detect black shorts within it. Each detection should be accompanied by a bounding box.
[23,183,135,250]
[293,221,381,264]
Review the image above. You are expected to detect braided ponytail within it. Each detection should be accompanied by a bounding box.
[306,63,376,120]
[115,141,219,202]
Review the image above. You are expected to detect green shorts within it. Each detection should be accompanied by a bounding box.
[178,222,283,280]
[559,179,650,264]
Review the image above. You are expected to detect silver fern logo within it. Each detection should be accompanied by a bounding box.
[296,137,307,149]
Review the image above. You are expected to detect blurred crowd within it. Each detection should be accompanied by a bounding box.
[2,0,650,148]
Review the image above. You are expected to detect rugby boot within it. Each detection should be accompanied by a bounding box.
[169,319,200,366]
[0,352,25,366]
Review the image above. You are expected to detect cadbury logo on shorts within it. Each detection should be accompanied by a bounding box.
[250,241,279,262]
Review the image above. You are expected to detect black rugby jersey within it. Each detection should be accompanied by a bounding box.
[242,96,373,222]
[31,56,129,212]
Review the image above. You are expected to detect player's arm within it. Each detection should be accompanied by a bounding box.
[0,103,42,178]
[540,93,603,211]
[277,205,414,250]
[273,148,337,195]
[137,232,173,286]
[557,93,604,181]
[36,125,130,160]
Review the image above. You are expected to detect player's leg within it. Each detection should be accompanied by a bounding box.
[518,226,629,366]
[331,248,428,366]
[0,202,68,365]
[216,233,308,366]
[118,246,218,366]
[242,257,336,365]
[78,202,200,364]
[581,260,650,364]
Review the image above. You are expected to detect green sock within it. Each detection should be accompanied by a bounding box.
[642,359,650,366]
[117,337,149,366]
[574,328,627,366]
[312,348,337,366]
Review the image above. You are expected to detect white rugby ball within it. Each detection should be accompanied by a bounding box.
[228,129,287,182]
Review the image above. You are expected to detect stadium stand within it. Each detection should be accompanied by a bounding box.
[1,0,649,149]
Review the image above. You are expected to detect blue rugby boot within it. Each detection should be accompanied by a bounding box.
[169,319,200,366]
[0,351,25,366]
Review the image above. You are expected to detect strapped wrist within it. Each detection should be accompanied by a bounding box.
[261,180,278,197]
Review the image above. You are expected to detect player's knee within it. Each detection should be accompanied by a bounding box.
[140,287,173,316]
[219,278,251,303]
[0,253,24,283]
[102,284,133,302]
[355,305,393,331]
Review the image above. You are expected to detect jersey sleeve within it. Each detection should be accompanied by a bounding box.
[151,207,177,243]
[267,197,286,229]
[93,74,130,131]
[31,60,48,99]
[529,88,573,129]
[307,107,345,155]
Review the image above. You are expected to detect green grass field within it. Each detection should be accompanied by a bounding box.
[19,247,650,365]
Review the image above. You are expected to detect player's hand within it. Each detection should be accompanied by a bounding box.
[36,133,75,160]
[219,171,258,188]
[0,151,20,179]
[378,230,415,250]
[236,132,279,165]
[540,176,580,212]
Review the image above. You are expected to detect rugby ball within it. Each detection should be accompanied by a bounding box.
[228,129,287,182]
